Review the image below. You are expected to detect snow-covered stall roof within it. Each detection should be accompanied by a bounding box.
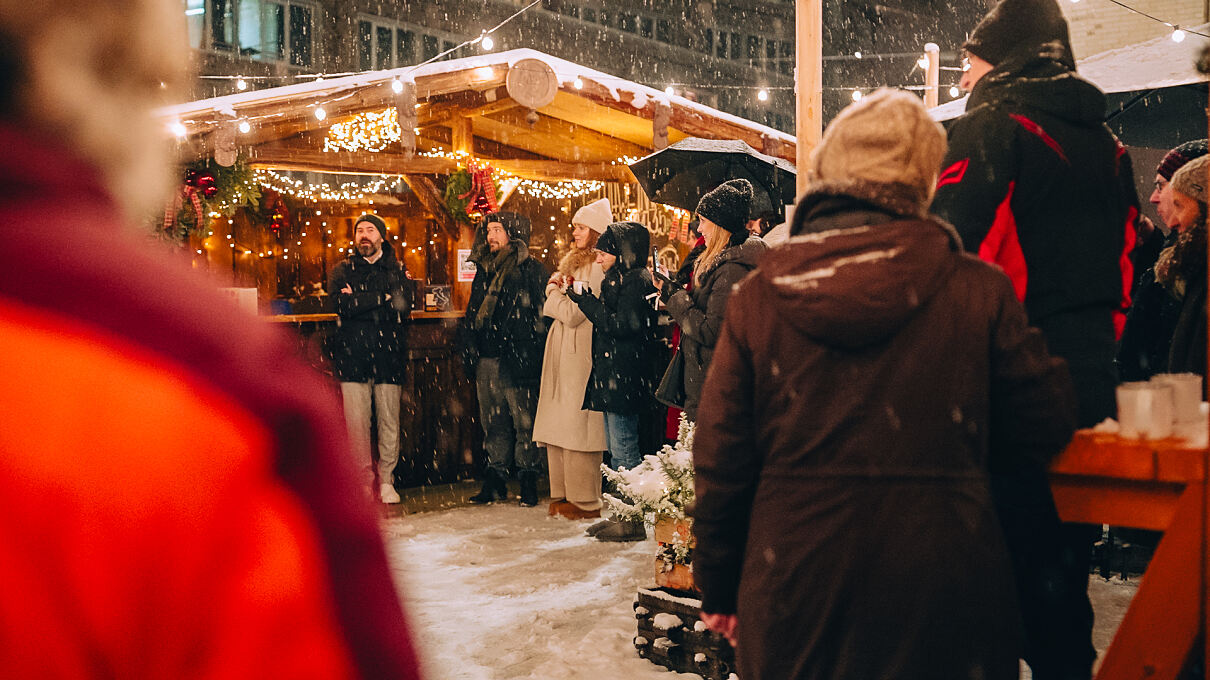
[159,48,795,174]
[930,26,1210,122]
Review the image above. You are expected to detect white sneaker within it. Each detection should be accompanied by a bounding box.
[380,483,401,504]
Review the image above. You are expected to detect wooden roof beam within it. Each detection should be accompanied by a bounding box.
[402,175,461,239]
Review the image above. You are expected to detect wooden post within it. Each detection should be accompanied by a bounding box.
[795,0,823,198]
[451,116,473,156]
[924,43,941,109]
[653,102,671,151]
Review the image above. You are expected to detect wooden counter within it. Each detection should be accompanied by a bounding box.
[1051,431,1209,679]
[271,312,482,487]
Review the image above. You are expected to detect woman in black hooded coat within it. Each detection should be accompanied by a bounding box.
[567,221,659,470]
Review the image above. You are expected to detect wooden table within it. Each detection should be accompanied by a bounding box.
[1051,431,1209,678]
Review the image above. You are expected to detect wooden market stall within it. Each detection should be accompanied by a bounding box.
[159,49,796,486]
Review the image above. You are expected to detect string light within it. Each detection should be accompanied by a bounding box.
[255,168,405,202]
[324,107,401,153]
[236,78,248,91]
[314,106,327,121]
[574,77,584,89]
[757,89,769,102]
[238,120,251,134]
[1172,26,1186,43]
[169,121,187,138]
[480,33,495,51]
[852,90,863,102]
[949,86,961,98]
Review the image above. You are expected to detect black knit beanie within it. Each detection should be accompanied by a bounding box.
[963,0,1071,66]
[1158,140,1210,181]
[696,179,754,236]
[354,213,387,239]
[483,211,532,244]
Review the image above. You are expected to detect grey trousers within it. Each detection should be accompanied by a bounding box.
[340,381,402,485]
[475,358,542,474]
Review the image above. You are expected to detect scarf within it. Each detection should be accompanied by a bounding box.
[474,244,519,330]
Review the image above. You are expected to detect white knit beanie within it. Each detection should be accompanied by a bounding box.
[572,198,613,234]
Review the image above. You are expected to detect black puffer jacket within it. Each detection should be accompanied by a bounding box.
[570,222,660,415]
[326,242,414,383]
[459,216,550,385]
[663,236,768,419]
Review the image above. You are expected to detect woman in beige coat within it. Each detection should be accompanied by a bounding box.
[533,198,611,519]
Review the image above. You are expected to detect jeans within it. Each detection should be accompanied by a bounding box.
[475,358,542,475]
[340,381,402,485]
[604,411,641,471]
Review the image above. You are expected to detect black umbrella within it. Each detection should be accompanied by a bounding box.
[628,138,797,219]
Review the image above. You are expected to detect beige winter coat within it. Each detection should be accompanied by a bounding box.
[533,260,606,452]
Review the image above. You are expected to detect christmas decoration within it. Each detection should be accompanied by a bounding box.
[603,414,696,570]
[458,160,499,216]
[163,158,262,240]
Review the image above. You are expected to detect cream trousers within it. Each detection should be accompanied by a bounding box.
[546,444,603,510]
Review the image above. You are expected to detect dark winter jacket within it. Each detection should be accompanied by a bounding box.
[1116,231,1183,382]
[932,39,1135,427]
[662,236,767,419]
[458,220,550,385]
[692,199,1076,680]
[1169,277,1207,383]
[326,242,414,384]
[570,222,660,415]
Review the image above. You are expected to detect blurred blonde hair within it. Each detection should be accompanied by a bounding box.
[0,0,190,220]
[693,219,732,287]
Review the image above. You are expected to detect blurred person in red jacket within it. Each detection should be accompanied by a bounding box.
[0,2,421,677]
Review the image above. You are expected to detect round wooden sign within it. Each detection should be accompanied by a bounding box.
[505,58,558,111]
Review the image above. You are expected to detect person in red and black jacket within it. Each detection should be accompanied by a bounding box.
[931,1,1138,678]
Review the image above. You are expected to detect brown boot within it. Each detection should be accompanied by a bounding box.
[548,499,571,517]
[555,503,602,520]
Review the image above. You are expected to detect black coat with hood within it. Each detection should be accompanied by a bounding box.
[569,222,660,415]
[458,212,551,385]
[327,241,414,384]
[662,235,768,419]
[932,38,1135,427]
[692,191,1076,680]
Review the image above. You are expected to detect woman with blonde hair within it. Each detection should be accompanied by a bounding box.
[533,198,611,519]
[656,179,768,420]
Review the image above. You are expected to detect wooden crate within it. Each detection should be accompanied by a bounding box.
[633,587,735,680]
[653,515,695,547]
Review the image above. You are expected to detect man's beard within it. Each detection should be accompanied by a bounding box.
[357,240,378,257]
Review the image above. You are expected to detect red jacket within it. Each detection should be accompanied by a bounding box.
[0,124,421,678]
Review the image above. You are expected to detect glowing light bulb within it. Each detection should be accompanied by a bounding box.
[852,90,863,102]
[757,89,769,102]
[664,86,675,96]
[236,78,248,91]
[392,78,404,94]
[574,77,584,90]
[237,120,251,134]
[949,86,961,98]
[1172,27,1186,43]
[854,51,863,59]
[169,122,187,138]
[314,107,327,121]
[917,56,929,69]
[481,34,495,51]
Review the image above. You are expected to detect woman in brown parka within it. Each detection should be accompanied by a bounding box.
[692,89,1077,680]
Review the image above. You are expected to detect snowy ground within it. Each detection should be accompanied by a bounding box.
[382,504,1140,680]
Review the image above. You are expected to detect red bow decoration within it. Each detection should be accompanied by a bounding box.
[163,184,204,235]
[458,161,499,217]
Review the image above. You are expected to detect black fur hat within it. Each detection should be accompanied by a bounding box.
[696,179,754,236]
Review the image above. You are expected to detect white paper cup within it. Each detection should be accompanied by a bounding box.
[1152,373,1203,428]
[1147,383,1175,440]
[573,280,584,294]
[1116,382,1150,439]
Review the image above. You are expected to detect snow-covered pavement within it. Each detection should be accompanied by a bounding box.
[383,503,1140,680]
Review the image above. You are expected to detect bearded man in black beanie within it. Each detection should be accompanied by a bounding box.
[328,213,415,504]
[931,1,1141,678]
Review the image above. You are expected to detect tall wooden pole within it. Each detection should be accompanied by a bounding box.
[795,0,823,198]
[924,43,941,109]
